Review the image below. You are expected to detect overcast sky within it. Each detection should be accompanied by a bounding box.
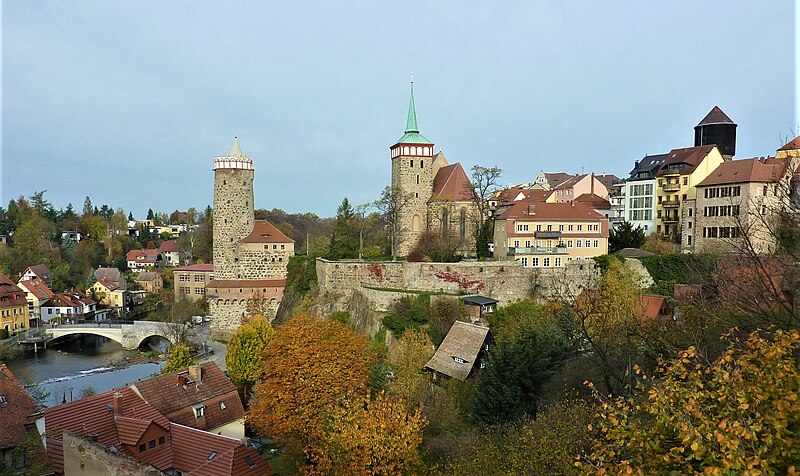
[2,2,797,218]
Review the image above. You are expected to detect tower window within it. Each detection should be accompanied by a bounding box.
[416,175,420,184]
[420,160,424,168]
[410,159,414,167]
[223,180,226,185]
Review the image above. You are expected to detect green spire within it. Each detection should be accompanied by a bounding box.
[405,79,419,133]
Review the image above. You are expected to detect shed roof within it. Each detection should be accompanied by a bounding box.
[425,321,490,381]
[460,295,499,306]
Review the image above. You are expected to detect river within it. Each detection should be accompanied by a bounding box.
[6,335,165,407]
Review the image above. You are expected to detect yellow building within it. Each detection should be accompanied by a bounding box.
[493,201,609,267]
[0,273,30,335]
[88,278,126,309]
[655,145,725,242]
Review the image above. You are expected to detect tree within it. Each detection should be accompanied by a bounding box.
[374,186,413,260]
[641,233,675,254]
[226,315,275,392]
[473,307,568,424]
[244,290,271,320]
[312,391,425,475]
[247,316,375,459]
[82,196,93,217]
[161,343,194,374]
[608,220,645,253]
[128,211,134,221]
[389,328,435,404]
[581,329,800,474]
[327,198,359,260]
[146,208,155,221]
[467,165,502,258]
[427,297,467,344]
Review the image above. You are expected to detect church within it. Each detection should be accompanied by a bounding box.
[207,139,294,337]
[390,81,479,256]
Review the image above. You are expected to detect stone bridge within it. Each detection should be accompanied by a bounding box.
[46,321,179,350]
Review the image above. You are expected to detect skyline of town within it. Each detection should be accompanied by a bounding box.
[3,2,797,217]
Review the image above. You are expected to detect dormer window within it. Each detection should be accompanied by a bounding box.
[452,356,466,365]
[193,404,206,419]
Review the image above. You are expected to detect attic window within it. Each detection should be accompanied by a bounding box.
[193,404,206,419]
[452,356,467,365]
[219,401,227,410]
[245,456,256,468]
[207,451,217,461]
[0,395,6,404]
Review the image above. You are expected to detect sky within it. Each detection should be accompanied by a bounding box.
[2,1,798,219]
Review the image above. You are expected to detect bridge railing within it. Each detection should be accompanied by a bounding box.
[51,322,127,329]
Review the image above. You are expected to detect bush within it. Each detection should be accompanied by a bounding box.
[0,328,9,340]
[382,294,430,337]
[330,311,351,326]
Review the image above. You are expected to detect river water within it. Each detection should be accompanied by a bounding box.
[6,335,165,407]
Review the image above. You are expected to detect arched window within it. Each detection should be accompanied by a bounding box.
[403,146,409,155]
[411,146,417,156]
[441,208,450,237]
[412,214,421,232]
[423,147,429,156]
[459,209,467,239]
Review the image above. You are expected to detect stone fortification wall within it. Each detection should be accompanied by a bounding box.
[209,298,279,339]
[236,249,291,280]
[316,259,600,307]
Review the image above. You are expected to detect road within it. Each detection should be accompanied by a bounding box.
[193,324,228,371]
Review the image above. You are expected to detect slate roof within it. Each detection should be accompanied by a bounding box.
[544,172,575,188]
[25,264,53,283]
[697,156,788,187]
[460,295,499,306]
[696,106,735,126]
[595,174,621,189]
[94,267,125,290]
[431,163,473,202]
[130,363,244,433]
[137,272,161,282]
[628,153,668,180]
[0,364,41,450]
[425,321,490,381]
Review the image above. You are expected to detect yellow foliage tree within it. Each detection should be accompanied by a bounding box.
[388,328,435,404]
[225,315,274,390]
[581,329,800,474]
[311,391,426,475]
[162,343,193,374]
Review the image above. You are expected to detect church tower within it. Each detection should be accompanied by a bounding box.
[212,137,255,279]
[390,79,435,255]
[695,106,737,160]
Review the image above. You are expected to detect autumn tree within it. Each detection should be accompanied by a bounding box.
[374,186,413,260]
[311,391,426,475]
[247,316,375,462]
[467,165,502,258]
[162,343,194,374]
[244,290,271,320]
[388,328,435,404]
[581,329,800,474]
[226,315,275,392]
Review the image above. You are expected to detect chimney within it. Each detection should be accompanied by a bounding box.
[188,365,202,383]
[590,172,595,196]
[112,392,123,415]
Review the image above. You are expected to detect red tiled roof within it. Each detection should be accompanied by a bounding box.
[697,156,789,187]
[116,416,164,446]
[778,135,800,151]
[431,163,473,202]
[207,279,286,289]
[126,249,161,263]
[0,272,16,286]
[552,173,586,190]
[0,274,30,309]
[637,295,672,321]
[657,145,717,176]
[241,220,294,244]
[0,364,41,450]
[574,193,611,209]
[171,424,269,476]
[130,363,244,432]
[17,278,55,300]
[175,264,214,272]
[496,200,606,221]
[159,240,180,253]
[97,277,120,292]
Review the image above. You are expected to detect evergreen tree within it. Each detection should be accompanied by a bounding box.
[128,211,134,221]
[82,196,93,217]
[327,198,359,259]
[147,208,155,221]
[608,221,646,253]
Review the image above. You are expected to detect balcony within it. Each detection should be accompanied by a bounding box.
[609,216,626,224]
[534,231,561,239]
[661,199,680,208]
[508,246,568,256]
[661,216,679,224]
[662,182,681,192]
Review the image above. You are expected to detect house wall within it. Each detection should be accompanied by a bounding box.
[174,270,214,302]
[209,419,245,441]
[0,303,29,334]
[623,179,657,234]
[62,433,162,476]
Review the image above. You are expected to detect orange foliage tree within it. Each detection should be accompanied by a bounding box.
[246,315,375,452]
[580,329,800,474]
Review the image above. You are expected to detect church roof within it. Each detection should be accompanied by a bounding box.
[394,82,431,145]
[432,163,473,202]
[696,106,735,126]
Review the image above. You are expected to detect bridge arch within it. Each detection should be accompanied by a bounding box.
[47,329,126,347]
[136,333,174,350]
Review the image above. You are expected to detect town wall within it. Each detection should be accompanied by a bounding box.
[316,259,600,308]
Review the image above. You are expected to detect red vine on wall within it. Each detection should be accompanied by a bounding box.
[366,263,384,282]
[434,271,486,293]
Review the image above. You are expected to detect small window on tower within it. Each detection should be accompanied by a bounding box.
[410,159,414,167]
[420,160,424,168]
